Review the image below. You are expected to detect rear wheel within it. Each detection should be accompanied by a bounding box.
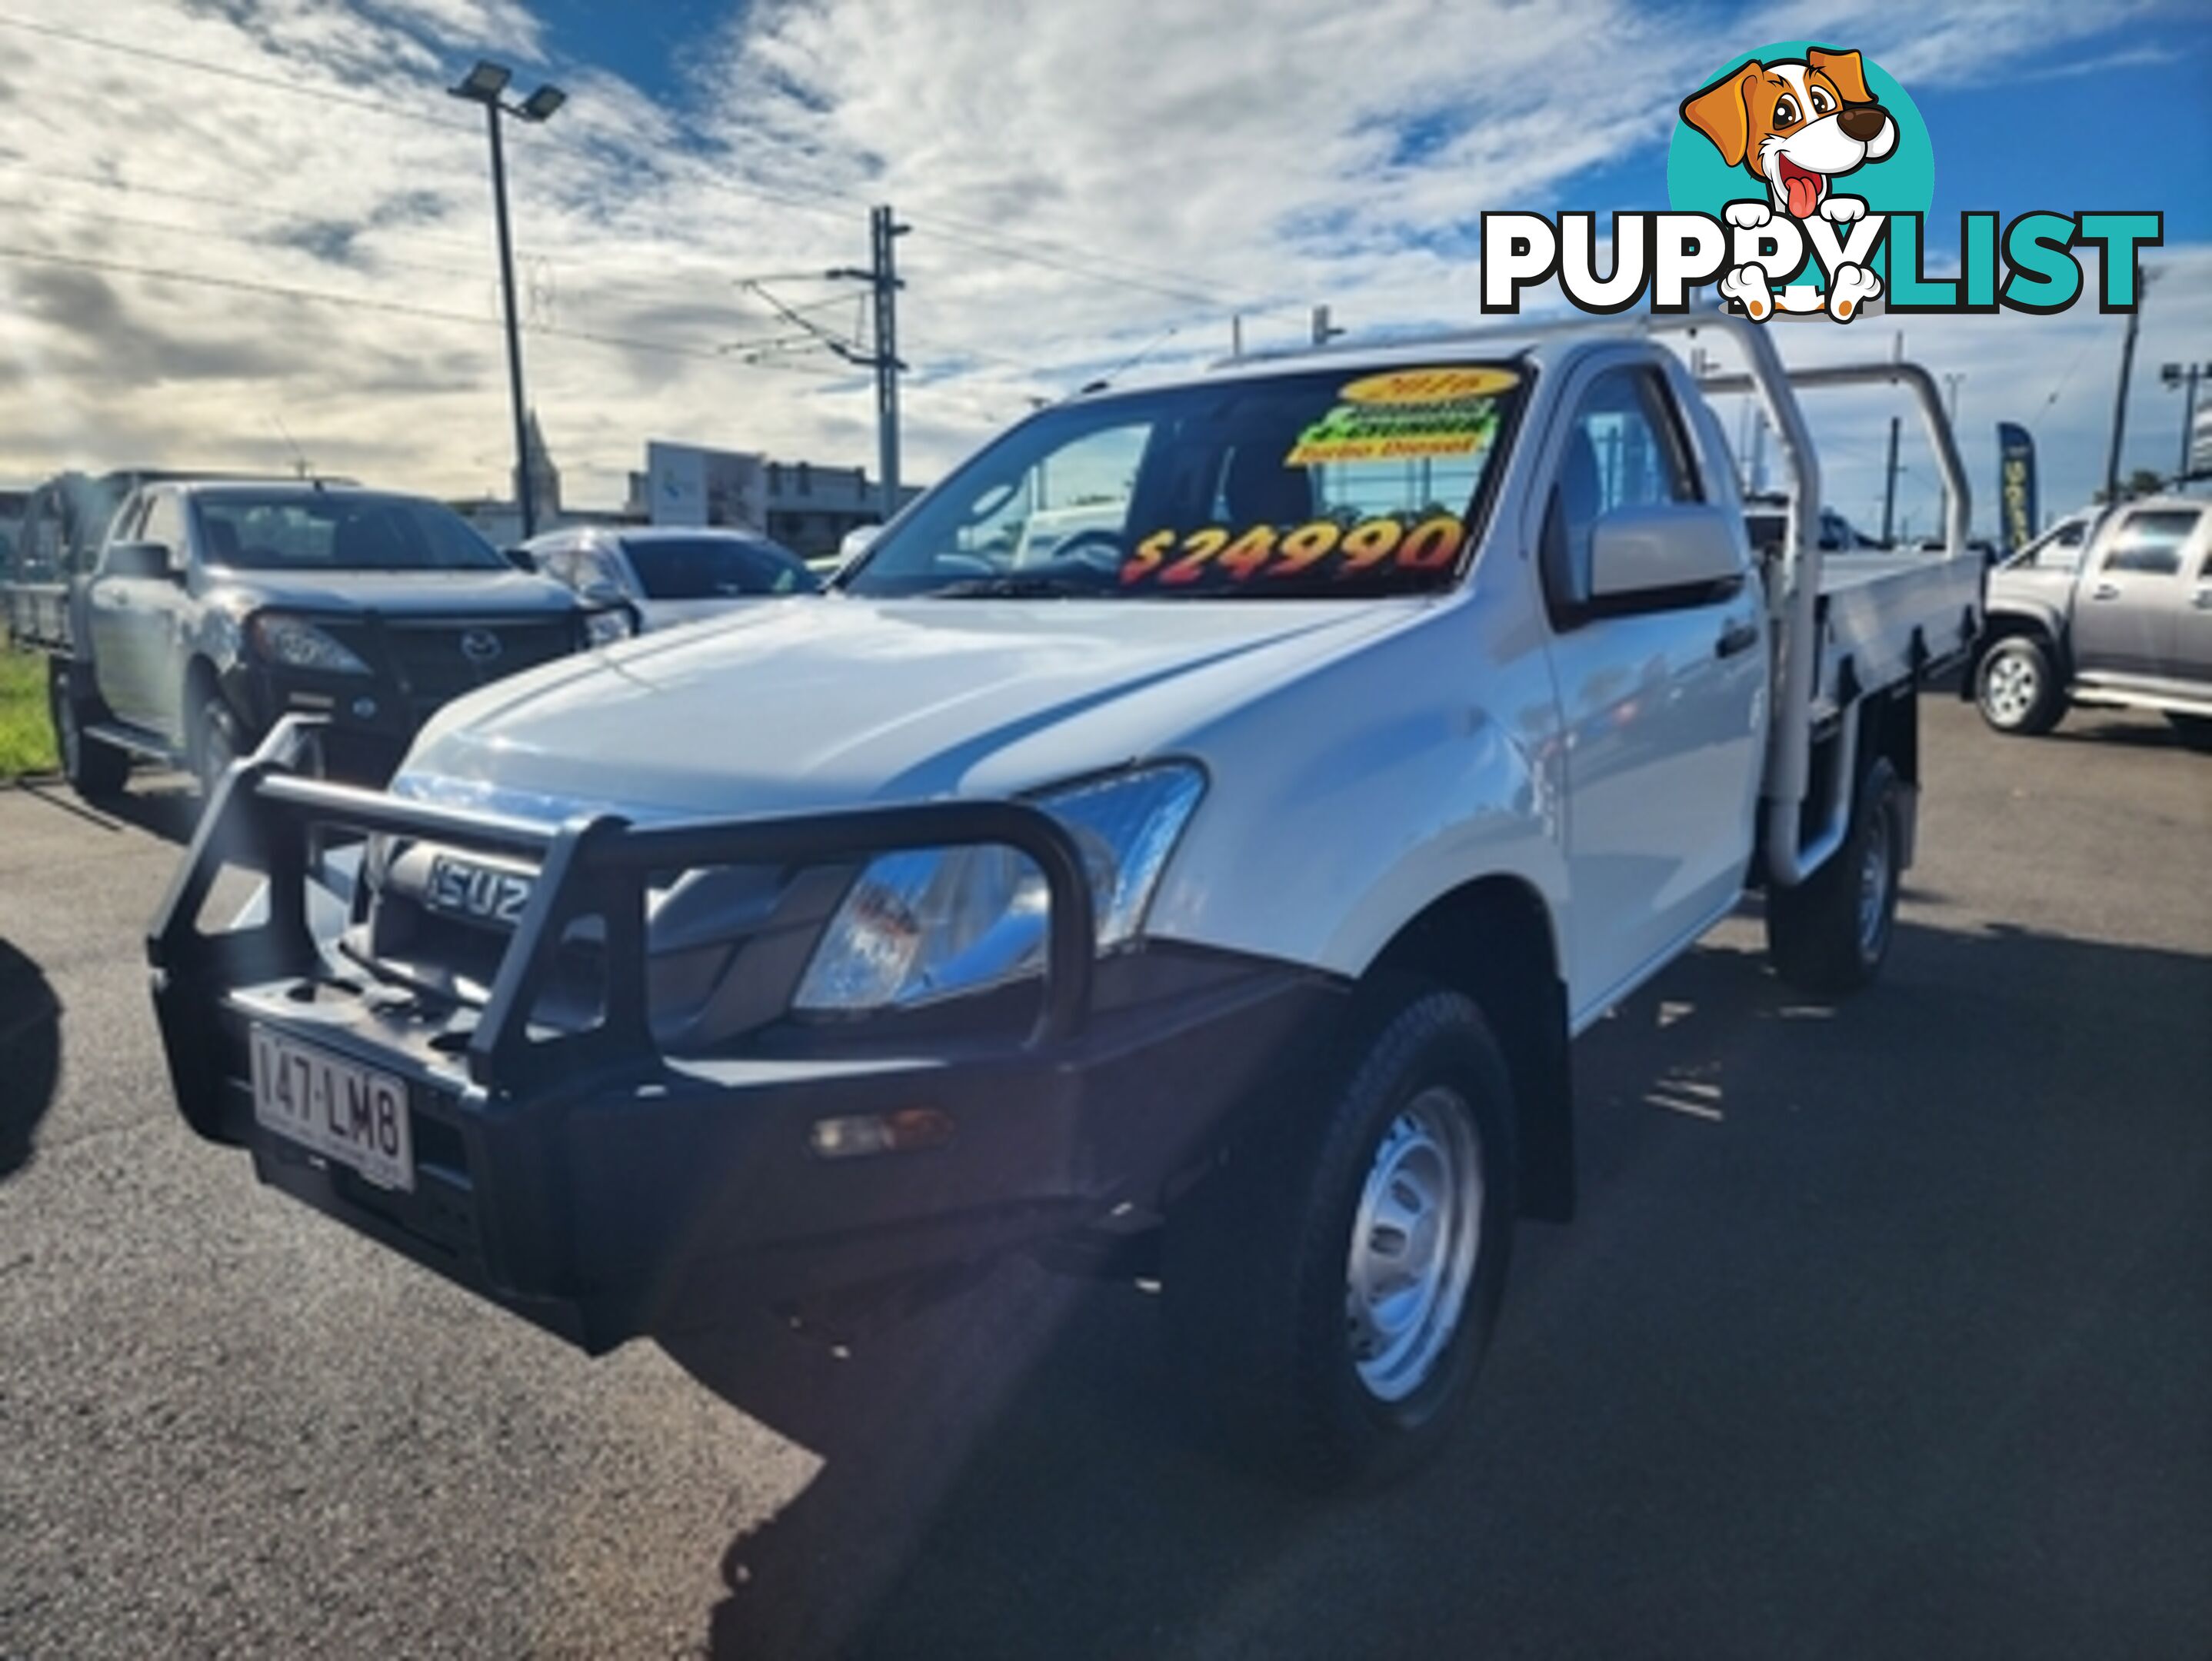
[1162,980,1517,1489]
[1767,756,1904,995]
[48,662,128,798]
[1976,636,2064,735]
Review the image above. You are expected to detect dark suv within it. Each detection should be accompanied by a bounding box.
[42,481,631,797]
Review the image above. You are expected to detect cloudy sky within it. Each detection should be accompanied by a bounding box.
[0,0,2206,538]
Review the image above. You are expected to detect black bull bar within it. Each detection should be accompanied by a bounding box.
[148,741,1099,1123]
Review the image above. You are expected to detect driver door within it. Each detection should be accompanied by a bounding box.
[1537,361,1765,1014]
[2073,508,2199,680]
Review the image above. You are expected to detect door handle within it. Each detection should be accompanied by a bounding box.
[1715,619,1761,659]
[2193,588,2212,610]
[2090,582,2120,601]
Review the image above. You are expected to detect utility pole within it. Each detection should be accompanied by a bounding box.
[825,207,909,520]
[1231,314,1244,360]
[2104,304,2145,503]
[868,205,907,519]
[1880,414,1901,547]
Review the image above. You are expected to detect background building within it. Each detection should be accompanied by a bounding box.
[458,423,927,555]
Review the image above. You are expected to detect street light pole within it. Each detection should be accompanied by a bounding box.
[481,100,534,539]
[450,59,565,540]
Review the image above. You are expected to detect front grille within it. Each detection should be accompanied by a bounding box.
[341,620,577,704]
[345,853,857,1057]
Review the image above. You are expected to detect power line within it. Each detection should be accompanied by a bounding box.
[0,242,849,371]
[908,217,1234,310]
[0,12,472,131]
[1,8,1289,324]
[0,159,493,256]
[0,13,1306,406]
[538,141,1284,319]
[0,196,489,285]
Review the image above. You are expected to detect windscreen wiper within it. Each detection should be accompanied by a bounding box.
[930,573,1114,598]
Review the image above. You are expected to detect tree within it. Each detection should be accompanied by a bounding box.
[2092,468,2169,504]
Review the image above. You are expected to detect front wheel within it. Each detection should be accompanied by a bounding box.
[192,695,245,800]
[1767,756,1904,995]
[1162,981,1517,1489]
[1976,636,2065,735]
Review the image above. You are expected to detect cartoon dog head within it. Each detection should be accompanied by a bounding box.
[1681,48,1897,219]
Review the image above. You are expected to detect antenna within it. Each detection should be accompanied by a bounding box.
[269,414,311,480]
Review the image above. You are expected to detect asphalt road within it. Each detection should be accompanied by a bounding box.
[2,696,2208,1659]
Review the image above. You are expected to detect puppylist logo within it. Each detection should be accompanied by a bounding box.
[1479,39,2161,324]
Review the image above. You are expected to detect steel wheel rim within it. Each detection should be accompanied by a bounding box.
[1985,653,2036,724]
[1857,803,1894,959]
[1345,1086,1484,1403]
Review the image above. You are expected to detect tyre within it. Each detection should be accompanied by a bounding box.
[1162,979,1517,1489]
[48,662,128,798]
[1767,756,1904,995]
[192,694,245,799]
[1975,635,2064,735]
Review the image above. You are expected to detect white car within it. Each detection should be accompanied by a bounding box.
[524,525,818,632]
[154,314,1982,1487]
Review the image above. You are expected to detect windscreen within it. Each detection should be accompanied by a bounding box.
[842,362,1526,599]
[621,536,816,599]
[194,492,508,572]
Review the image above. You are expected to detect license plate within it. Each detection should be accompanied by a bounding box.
[250,1026,414,1192]
[425,852,535,928]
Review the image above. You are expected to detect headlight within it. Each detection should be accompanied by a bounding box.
[792,763,1206,1012]
[249,614,371,674]
[582,605,636,647]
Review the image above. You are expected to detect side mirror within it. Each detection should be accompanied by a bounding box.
[502,546,537,573]
[1587,504,1745,602]
[578,577,626,607]
[104,541,175,581]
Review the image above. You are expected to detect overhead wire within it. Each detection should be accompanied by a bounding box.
[0,243,845,374]
[0,194,492,285]
[0,8,1309,408]
[2,5,1297,337]
[0,160,470,250]
[0,12,474,131]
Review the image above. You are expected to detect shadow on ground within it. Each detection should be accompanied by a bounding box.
[0,938,61,1180]
[666,915,2212,1661]
[12,774,200,845]
[2044,711,2212,753]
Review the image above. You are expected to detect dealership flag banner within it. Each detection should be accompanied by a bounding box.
[1997,423,2037,554]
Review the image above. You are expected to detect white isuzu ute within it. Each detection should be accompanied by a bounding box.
[152,315,1980,1485]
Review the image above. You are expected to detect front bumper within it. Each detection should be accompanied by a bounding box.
[223,613,590,785]
[149,761,1339,1353]
[225,661,420,784]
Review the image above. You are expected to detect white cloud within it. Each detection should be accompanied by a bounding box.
[0,0,2199,538]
